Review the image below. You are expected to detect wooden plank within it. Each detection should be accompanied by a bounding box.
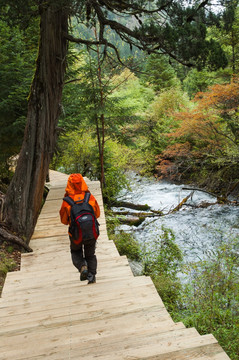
[19,252,129,272]
[50,334,220,360]
[2,261,135,293]
[0,331,218,360]
[141,342,231,360]
[0,276,155,309]
[0,318,183,350]
[0,297,170,336]
[1,267,135,298]
[7,255,129,279]
[0,323,188,360]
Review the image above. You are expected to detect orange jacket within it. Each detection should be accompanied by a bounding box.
[59,173,100,226]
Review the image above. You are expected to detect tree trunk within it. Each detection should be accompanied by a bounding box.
[2,2,68,243]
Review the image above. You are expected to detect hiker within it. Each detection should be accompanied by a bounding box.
[60,173,100,284]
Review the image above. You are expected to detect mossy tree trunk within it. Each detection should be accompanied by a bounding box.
[2,2,68,243]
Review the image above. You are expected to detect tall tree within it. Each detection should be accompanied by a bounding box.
[0,0,230,245]
[222,0,239,74]
[1,1,68,243]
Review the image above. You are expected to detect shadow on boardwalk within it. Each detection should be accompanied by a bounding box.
[0,170,230,359]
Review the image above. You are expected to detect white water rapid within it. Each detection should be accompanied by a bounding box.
[114,172,239,265]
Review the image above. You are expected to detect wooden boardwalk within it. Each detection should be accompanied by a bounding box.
[0,170,230,359]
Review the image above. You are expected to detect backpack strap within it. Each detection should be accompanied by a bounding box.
[63,196,75,206]
[63,193,91,205]
[84,192,91,203]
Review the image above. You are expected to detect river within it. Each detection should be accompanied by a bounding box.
[113,172,239,267]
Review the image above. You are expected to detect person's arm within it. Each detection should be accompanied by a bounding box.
[89,195,100,218]
[59,201,70,225]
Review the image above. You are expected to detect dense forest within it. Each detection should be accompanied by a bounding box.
[0,1,239,358]
[1,1,239,206]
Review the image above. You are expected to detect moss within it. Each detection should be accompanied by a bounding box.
[112,232,141,261]
[0,251,17,276]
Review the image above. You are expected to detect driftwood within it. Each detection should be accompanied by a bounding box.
[0,226,33,252]
[115,209,164,227]
[182,187,216,198]
[112,187,239,228]
[113,194,194,226]
[117,216,145,226]
[113,210,162,217]
[170,191,194,213]
[112,200,151,211]
[182,186,239,205]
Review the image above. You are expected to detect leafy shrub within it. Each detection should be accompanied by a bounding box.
[112,231,141,261]
[142,226,183,277]
[103,167,129,203]
[177,237,239,360]
[142,226,183,312]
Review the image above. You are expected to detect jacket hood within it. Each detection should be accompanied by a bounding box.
[65,173,89,195]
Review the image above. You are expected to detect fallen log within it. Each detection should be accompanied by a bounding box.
[113,210,163,217]
[112,200,151,211]
[182,187,239,205]
[170,191,194,213]
[182,187,217,198]
[117,216,145,227]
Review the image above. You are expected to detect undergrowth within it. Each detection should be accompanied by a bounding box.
[108,216,239,360]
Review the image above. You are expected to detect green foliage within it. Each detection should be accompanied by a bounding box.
[108,69,155,146]
[183,69,218,98]
[142,226,183,277]
[142,226,183,312]
[221,1,239,73]
[53,129,99,177]
[0,15,38,164]
[112,231,141,261]
[53,132,131,201]
[139,87,190,159]
[0,251,17,277]
[104,207,121,235]
[103,166,129,203]
[6,246,14,254]
[178,237,239,360]
[141,54,180,92]
[101,140,132,202]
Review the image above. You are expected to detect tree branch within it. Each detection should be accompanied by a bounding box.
[170,191,194,213]
[182,187,216,198]
[64,33,123,64]
[97,0,174,16]
[0,225,33,252]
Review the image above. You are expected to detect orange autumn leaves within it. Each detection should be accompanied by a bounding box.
[165,79,239,157]
[157,79,239,179]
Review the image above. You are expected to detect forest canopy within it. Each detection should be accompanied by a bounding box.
[0,0,238,242]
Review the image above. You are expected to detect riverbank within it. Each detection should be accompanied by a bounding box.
[111,171,238,265]
[154,156,239,199]
[109,172,239,360]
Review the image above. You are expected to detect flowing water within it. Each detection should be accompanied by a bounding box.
[113,172,239,265]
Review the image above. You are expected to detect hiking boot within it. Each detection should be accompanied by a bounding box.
[87,272,96,284]
[80,265,88,281]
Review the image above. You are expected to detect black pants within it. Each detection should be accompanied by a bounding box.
[70,239,97,275]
